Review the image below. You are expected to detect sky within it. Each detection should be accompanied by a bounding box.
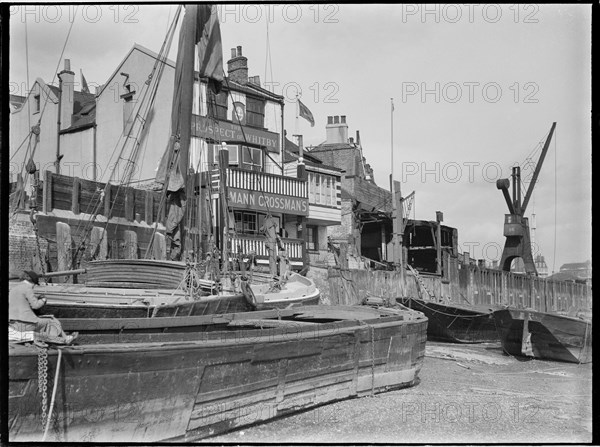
[8,4,591,273]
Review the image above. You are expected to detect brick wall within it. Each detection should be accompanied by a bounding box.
[9,212,48,276]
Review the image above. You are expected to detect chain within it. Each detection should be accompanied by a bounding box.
[37,347,49,428]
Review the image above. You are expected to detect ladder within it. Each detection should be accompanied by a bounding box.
[407,264,437,301]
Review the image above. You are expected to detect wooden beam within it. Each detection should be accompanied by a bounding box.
[104,184,111,218]
[125,189,134,221]
[72,177,81,214]
[145,191,154,224]
[56,222,72,283]
[153,233,166,260]
[90,226,108,260]
[123,230,138,259]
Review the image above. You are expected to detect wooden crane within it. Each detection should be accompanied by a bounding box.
[496,122,556,275]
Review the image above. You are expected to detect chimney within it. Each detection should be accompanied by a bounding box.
[58,59,75,130]
[326,115,349,144]
[227,45,248,85]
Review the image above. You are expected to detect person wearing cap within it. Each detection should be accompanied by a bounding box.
[9,270,76,344]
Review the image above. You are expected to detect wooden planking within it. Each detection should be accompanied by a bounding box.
[38,171,163,224]
[328,263,591,313]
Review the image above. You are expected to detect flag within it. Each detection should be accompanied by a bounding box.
[298,99,315,127]
[196,5,224,94]
[81,69,90,93]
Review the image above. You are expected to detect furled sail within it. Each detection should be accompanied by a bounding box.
[155,4,224,260]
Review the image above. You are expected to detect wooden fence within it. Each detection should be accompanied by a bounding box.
[327,263,591,313]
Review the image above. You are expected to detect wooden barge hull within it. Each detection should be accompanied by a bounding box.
[29,272,320,319]
[9,305,427,442]
[492,308,592,363]
[397,297,499,343]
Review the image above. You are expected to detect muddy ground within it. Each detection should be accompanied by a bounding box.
[210,341,593,443]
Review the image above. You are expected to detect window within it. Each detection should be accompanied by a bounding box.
[207,89,228,120]
[213,144,239,165]
[308,172,337,206]
[34,95,40,113]
[307,225,319,251]
[241,146,262,171]
[246,97,265,128]
[234,212,278,235]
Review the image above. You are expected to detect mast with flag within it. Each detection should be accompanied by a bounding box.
[154,4,224,261]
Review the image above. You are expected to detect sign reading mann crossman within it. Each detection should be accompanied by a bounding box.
[229,188,309,216]
[192,115,280,152]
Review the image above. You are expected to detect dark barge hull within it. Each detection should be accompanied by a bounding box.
[9,305,427,442]
[492,308,592,363]
[397,297,499,343]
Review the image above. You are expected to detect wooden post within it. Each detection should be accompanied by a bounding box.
[145,191,154,223]
[43,170,53,213]
[153,233,166,260]
[90,226,108,260]
[123,230,138,259]
[104,184,111,218]
[392,180,405,296]
[56,222,72,283]
[339,242,348,270]
[125,189,134,221]
[436,211,443,275]
[72,177,81,214]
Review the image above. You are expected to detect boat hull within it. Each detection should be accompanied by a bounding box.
[31,273,320,319]
[397,297,499,343]
[492,308,592,363]
[9,305,427,442]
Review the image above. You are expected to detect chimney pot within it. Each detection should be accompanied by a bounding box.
[341,115,346,124]
[64,59,71,71]
[231,48,236,58]
[237,45,242,56]
[327,116,333,124]
[349,137,354,143]
[334,116,339,124]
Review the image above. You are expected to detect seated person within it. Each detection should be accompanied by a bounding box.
[9,270,77,345]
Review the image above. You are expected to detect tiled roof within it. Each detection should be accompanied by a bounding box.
[48,85,96,133]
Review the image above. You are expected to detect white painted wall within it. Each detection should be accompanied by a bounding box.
[9,81,59,182]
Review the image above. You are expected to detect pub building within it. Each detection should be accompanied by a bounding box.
[190,46,342,270]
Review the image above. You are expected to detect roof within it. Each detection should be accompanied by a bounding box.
[309,142,356,152]
[546,271,589,283]
[97,43,176,98]
[9,95,26,109]
[48,85,97,133]
[560,261,591,271]
[283,137,342,174]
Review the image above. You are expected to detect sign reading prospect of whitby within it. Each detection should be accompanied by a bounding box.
[229,188,309,216]
[192,115,280,153]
